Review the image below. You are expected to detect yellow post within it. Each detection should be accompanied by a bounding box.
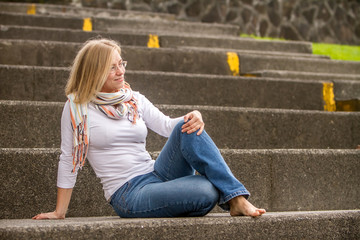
[83,18,92,32]
[147,34,160,48]
[226,52,239,76]
[27,4,36,15]
[323,82,336,111]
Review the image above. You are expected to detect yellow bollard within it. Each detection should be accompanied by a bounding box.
[27,4,36,15]
[147,34,160,48]
[226,52,239,76]
[323,82,336,111]
[83,18,92,32]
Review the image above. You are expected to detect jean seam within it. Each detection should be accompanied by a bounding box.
[157,126,183,181]
[165,147,178,180]
[127,200,211,216]
[113,182,132,214]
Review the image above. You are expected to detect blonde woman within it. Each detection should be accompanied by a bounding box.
[33,38,265,219]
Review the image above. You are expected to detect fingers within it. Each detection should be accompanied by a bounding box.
[183,113,190,123]
[182,111,204,135]
[182,122,204,134]
[32,211,63,220]
[32,213,53,220]
[32,213,48,220]
[197,124,204,136]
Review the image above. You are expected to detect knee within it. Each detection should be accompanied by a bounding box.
[206,184,219,204]
[174,120,185,132]
[196,177,219,204]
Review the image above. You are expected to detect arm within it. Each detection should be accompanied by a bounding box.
[138,93,205,136]
[139,93,183,137]
[33,101,78,220]
[32,188,73,220]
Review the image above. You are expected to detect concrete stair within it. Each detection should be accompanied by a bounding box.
[0,25,312,53]
[0,2,359,239]
[1,148,359,219]
[2,39,360,76]
[250,70,360,82]
[0,11,238,36]
[0,66,327,110]
[1,211,359,239]
[0,1,176,20]
[1,100,359,149]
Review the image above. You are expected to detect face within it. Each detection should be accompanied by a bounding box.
[101,50,125,93]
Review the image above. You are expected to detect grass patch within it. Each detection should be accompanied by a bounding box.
[240,34,360,61]
[312,43,360,61]
[240,34,285,41]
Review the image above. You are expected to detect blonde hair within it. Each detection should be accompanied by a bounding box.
[65,38,121,104]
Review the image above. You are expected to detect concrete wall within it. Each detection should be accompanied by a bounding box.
[76,0,360,45]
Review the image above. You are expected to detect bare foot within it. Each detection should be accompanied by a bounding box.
[229,196,266,217]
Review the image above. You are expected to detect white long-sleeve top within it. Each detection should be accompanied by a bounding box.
[57,92,183,201]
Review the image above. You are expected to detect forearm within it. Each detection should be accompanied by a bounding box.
[55,187,73,218]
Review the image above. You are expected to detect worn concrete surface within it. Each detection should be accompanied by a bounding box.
[0,11,239,36]
[1,148,359,219]
[0,1,175,20]
[1,211,359,239]
[1,40,360,75]
[0,25,312,54]
[250,70,360,82]
[0,65,326,110]
[238,54,360,75]
[1,101,359,149]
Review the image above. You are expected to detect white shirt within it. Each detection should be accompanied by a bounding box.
[57,92,183,200]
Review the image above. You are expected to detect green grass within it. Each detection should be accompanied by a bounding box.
[240,34,360,62]
[240,34,285,41]
[312,43,360,61]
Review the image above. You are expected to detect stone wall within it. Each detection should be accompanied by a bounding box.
[78,0,360,45]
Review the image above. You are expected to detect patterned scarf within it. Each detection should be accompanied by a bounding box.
[68,83,138,173]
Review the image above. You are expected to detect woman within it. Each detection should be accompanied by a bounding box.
[33,38,265,219]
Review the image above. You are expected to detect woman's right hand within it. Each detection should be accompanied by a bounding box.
[32,188,73,220]
[32,211,65,220]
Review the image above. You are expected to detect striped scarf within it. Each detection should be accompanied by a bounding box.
[68,84,138,173]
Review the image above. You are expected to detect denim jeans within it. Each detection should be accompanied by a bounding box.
[110,120,250,218]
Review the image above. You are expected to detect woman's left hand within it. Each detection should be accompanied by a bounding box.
[182,110,205,135]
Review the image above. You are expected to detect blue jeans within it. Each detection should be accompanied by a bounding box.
[110,121,250,218]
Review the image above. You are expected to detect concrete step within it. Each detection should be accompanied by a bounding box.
[1,211,359,239]
[1,148,359,219]
[0,65,331,111]
[0,11,239,37]
[236,54,360,75]
[248,70,360,111]
[247,70,360,107]
[250,70,360,82]
[1,39,360,76]
[0,1,175,20]
[1,100,359,150]
[180,46,327,60]
[0,25,313,54]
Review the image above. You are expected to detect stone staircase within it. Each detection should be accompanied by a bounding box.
[0,2,359,239]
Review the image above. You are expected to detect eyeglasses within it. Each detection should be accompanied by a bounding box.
[110,60,127,73]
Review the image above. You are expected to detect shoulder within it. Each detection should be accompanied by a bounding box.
[133,91,155,116]
[133,91,152,106]
[133,91,143,100]
[62,100,70,113]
